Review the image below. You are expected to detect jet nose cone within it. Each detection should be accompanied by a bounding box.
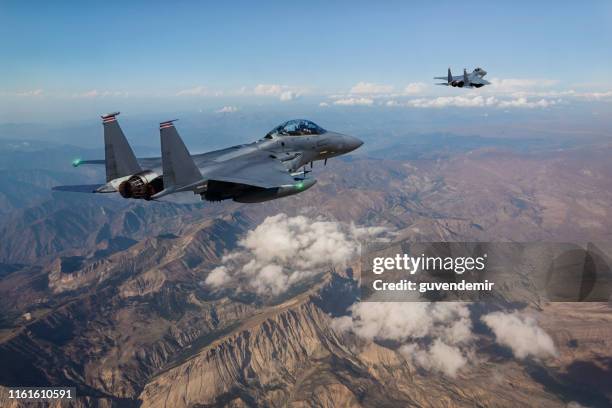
[343,135,364,152]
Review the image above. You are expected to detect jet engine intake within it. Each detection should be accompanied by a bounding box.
[118,170,164,200]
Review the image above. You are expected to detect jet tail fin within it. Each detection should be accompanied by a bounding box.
[159,120,202,191]
[463,69,469,84]
[102,112,141,182]
[448,67,452,83]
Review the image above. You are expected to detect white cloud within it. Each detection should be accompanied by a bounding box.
[333,302,561,377]
[15,89,44,97]
[319,102,329,107]
[496,97,559,108]
[71,89,129,98]
[385,100,401,107]
[402,95,558,109]
[215,105,239,113]
[254,84,284,96]
[75,89,100,98]
[350,82,394,94]
[253,84,303,101]
[205,266,231,287]
[280,90,300,101]
[403,82,428,95]
[481,311,557,359]
[575,90,612,101]
[406,95,496,108]
[402,339,467,378]
[336,302,473,344]
[488,78,559,93]
[177,86,221,97]
[333,302,473,377]
[205,214,387,296]
[333,97,374,106]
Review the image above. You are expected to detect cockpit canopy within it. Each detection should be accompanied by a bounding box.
[264,119,326,139]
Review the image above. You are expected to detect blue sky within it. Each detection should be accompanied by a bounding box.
[1,1,612,122]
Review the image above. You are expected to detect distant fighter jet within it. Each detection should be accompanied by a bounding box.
[435,67,490,88]
[53,113,363,203]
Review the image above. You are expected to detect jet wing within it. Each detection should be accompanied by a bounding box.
[470,77,490,85]
[433,75,464,82]
[204,150,298,188]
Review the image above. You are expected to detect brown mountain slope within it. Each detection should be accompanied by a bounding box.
[0,145,611,407]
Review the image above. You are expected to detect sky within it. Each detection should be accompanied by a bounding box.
[1,1,612,122]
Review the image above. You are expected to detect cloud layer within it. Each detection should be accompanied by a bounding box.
[318,76,612,109]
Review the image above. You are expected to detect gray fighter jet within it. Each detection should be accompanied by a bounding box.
[435,67,490,88]
[53,113,363,203]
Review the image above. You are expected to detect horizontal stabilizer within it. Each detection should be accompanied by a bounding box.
[52,184,105,193]
[159,120,202,190]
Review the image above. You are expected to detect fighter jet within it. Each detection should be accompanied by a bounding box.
[53,113,363,203]
[435,67,490,88]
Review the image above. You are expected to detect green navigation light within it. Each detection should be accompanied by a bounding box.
[72,158,82,167]
[295,181,305,190]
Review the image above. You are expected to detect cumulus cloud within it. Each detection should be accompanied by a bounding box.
[401,339,468,378]
[280,90,300,101]
[319,102,329,107]
[253,84,303,101]
[205,266,231,286]
[176,86,222,97]
[350,82,394,94]
[254,84,284,95]
[15,89,44,97]
[334,302,473,344]
[403,82,428,95]
[333,303,559,377]
[332,302,473,377]
[481,311,557,359]
[215,105,239,113]
[205,214,387,296]
[333,97,374,106]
